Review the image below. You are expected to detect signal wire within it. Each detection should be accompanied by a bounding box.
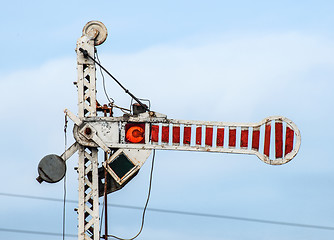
[100,196,105,237]
[106,149,156,240]
[96,50,115,106]
[0,227,76,238]
[63,114,68,240]
[1,192,334,231]
[95,50,131,114]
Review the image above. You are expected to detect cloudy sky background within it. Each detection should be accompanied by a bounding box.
[1,1,334,239]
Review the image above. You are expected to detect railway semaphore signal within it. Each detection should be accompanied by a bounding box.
[37,21,301,240]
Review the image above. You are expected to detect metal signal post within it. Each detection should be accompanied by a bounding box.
[37,21,301,240]
[75,21,104,240]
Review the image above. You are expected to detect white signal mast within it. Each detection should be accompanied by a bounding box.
[37,21,301,240]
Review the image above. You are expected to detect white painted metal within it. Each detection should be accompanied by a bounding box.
[73,114,301,165]
[103,149,152,185]
[60,142,79,161]
[64,109,82,126]
[78,124,111,154]
[78,146,99,240]
[65,108,112,153]
[82,20,108,46]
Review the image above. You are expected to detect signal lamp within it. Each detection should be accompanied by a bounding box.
[125,123,145,143]
[104,149,139,185]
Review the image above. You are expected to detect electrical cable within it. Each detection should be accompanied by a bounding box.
[0,227,77,238]
[96,50,115,105]
[1,192,334,231]
[63,114,68,240]
[106,149,156,240]
[95,49,131,114]
[63,175,67,240]
[100,197,105,237]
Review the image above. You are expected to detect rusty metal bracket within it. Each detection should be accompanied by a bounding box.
[65,108,111,154]
[78,123,111,154]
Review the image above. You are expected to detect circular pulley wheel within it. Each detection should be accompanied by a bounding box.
[37,154,66,183]
[82,20,108,46]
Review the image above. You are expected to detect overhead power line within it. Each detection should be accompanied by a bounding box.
[0,192,76,203]
[0,227,76,238]
[1,192,334,231]
[108,204,334,231]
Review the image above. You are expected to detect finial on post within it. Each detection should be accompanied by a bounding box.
[82,20,108,46]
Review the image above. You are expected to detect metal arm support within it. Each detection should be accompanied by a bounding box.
[60,142,79,161]
[65,109,111,154]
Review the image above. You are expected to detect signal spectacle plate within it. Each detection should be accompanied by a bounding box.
[37,154,66,183]
[82,20,108,45]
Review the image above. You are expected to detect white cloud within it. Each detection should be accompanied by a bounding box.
[1,31,334,240]
[3,32,332,123]
[2,31,333,188]
[99,32,334,121]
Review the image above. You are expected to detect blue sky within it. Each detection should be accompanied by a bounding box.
[1,1,334,240]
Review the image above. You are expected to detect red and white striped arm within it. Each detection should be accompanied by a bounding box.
[73,113,301,165]
[147,116,300,165]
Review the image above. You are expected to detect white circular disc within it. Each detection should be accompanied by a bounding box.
[82,20,108,45]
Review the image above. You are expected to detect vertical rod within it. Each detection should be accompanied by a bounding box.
[104,109,108,240]
[104,152,108,240]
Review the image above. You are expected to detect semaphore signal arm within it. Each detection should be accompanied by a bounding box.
[64,108,301,166]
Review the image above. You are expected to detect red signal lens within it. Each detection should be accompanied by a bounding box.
[125,123,145,143]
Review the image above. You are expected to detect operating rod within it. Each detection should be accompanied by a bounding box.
[78,48,150,112]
